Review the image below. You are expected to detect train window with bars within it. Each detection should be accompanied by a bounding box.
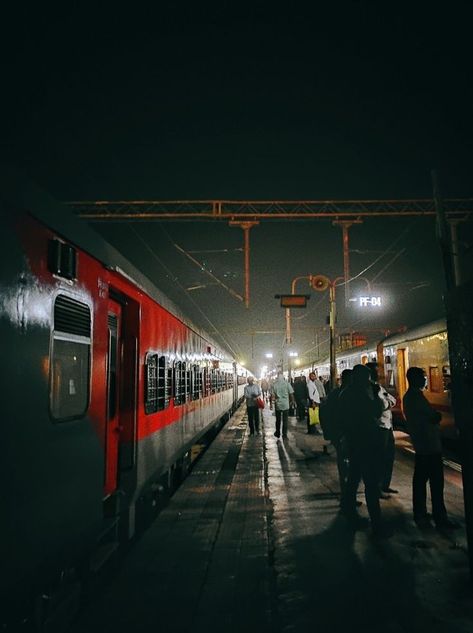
[210,369,217,394]
[192,365,201,400]
[144,353,170,414]
[50,294,91,421]
[186,365,191,400]
[174,361,187,405]
[202,367,210,397]
[144,353,158,414]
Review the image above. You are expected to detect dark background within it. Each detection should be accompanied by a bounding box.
[3,3,473,372]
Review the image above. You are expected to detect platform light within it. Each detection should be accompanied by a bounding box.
[265,352,273,358]
[289,351,298,357]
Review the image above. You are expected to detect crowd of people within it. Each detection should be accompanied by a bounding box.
[243,364,459,538]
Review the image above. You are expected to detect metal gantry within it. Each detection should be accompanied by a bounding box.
[70,198,473,220]
[69,198,473,308]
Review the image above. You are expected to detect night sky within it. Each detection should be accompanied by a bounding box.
[4,3,473,372]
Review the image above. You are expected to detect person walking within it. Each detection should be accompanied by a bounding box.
[307,372,321,434]
[403,367,459,529]
[366,362,398,499]
[261,377,269,401]
[244,376,261,436]
[271,371,295,439]
[339,364,388,537]
[293,375,309,421]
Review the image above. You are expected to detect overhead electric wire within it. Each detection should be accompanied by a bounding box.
[129,225,244,360]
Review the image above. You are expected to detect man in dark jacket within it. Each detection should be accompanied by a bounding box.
[293,375,309,421]
[320,369,352,499]
[403,366,458,529]
[339,364,387,536]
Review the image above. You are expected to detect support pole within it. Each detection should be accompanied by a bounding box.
[333,220,362,307]
[449,220,462,287]
[329,283,337,390]
[229,221,259,308]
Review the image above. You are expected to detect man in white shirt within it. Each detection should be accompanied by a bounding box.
[307,372,321,434]
[244,377,261,436]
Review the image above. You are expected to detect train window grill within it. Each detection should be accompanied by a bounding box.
[174,361,186,405]
[186,367,191,401]
[210,369,217,394]
[145,354,158,414]
[50,295,91,421]
[158,355,169,410]
[192,365,201,400]
[202,367,210,397]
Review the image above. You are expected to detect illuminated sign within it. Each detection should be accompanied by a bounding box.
[275,294,310,308]
[359,296,382,307]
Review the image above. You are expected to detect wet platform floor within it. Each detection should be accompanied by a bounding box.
[72,406,473,633]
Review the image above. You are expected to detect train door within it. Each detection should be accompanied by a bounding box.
[105,293,139,498]
[105,300,121,496]
[396,348,408,403]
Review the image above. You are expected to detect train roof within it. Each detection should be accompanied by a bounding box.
[0,168,235,362]
[382,318,447,347]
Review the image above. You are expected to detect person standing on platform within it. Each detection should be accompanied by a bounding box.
[307,372,321,434]
[319,369,352,499]
[314,372,327,400]
[366,362,398,499]
[339,364,387,536]
[271,371,295,439]
[293,375,309,422]
[244,376,261,436]
[403,367,459,529]
[261,377,269,401]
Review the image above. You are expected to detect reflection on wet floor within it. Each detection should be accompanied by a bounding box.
[72,404,473,633]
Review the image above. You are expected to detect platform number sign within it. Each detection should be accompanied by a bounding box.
[359,296,382,307]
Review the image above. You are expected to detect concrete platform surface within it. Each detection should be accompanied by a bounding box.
[71,405,473,633]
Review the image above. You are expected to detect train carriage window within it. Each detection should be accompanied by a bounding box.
[202,367,210,397]
[50,295,91,421]
[192,365,200,400]
[144,353,159,414]
[186,365,191,401]
[174,361,187,405]
[158,355,169,410]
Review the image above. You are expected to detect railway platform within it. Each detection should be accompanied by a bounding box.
[71,405,473,633]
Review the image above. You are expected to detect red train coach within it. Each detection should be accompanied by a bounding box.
[0,173,246,627]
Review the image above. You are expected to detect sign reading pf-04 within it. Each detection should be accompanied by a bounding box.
[358,296,382,307]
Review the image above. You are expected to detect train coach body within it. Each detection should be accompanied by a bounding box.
[304,319,455,440]
[0,176,246,622]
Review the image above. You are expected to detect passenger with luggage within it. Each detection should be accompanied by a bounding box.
[307,372,322,434]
